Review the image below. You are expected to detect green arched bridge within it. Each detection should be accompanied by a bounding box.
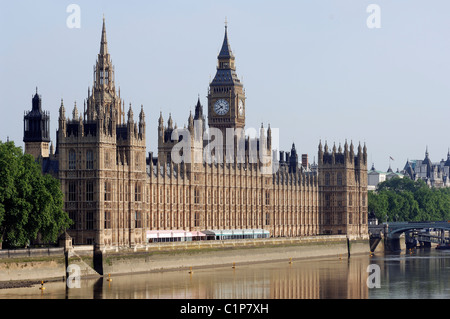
[369,221,450,252]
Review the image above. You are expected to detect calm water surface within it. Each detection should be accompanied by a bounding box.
[1,248,449,299]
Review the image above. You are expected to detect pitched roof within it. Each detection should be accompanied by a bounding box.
[218,26,233,59]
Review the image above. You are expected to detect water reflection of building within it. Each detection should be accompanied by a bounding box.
[346,257,369,299]
[92,259,369,299]
[271,265,320,298]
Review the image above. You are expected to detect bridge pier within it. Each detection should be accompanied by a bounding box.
[419,241,431,248]
[405,231,417,250]
[370,237,382,253]
[385,237,401,252]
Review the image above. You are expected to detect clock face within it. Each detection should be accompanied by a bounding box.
[214,99,229,115]
[238,99,244,116]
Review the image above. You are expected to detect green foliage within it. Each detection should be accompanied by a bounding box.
[369,177,450,222]
[0,141,72,248]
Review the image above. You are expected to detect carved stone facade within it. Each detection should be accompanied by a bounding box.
[24,19,368,248]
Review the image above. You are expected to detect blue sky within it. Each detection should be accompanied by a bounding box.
[1,0,450,171]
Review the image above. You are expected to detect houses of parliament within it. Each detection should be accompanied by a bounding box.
[23,19,368,249]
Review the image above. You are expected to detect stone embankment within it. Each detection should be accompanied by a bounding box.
[0,236,369,285]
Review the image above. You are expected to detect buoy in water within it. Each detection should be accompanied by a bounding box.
[232,262,236,269]
[107,274,112,282]
[188,267,193,274]
[39,280,45,290]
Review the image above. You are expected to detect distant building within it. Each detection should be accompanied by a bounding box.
[368,164,404,191]
[401,148,450,188]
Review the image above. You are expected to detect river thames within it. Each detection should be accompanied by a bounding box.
[0,248,449,299]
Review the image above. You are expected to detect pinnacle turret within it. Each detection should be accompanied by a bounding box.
[100,16,108,56]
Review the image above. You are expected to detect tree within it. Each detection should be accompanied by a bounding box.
[369,176,450,222]
[368,190,389,222]
[0,141,72,248]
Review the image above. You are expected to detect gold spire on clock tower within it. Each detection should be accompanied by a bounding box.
[208,22,246,134]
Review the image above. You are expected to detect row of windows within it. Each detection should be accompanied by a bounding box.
[69,211,94,230]
[67,179,364,208]
[69,209,321,231]
[151,211,269,229]
[69,210,142,230]
[67,181,145,203]
[323,212,368,225]
[69,149,94,170]
[69,208,330,231]
[324,172,343,186]
[68,150,143,170]
[67,181,326,207]
[324,193,366,207]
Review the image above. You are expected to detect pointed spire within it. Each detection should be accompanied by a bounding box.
[387,164,393,173]
[260,123,266,141]
[32,87,42,112]
[188,110,194,130]
[72,101,78,120]
[194,95,204,120]
[100,15,108,56]
[445,149,450,166]
[158,111,164,127]
[168,113,173,129]
[218,20,234,59]
[59,98,65,118]
[127,103,133,123]
[139,105,145,123]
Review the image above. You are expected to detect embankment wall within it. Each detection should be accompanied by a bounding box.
[100,236,368,275]
[0,236,369,282]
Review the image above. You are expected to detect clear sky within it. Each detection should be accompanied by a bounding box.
[1,0,450,172]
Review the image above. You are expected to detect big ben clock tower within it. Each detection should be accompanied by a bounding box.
[208,23,246,136]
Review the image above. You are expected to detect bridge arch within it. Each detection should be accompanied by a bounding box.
[370,221,450,252]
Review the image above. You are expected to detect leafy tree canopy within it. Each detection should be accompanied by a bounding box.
[369,177,450,223]
[0,141,72,248]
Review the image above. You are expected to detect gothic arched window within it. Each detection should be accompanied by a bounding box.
[337,173,342,186]
[86,150,94,170]
[325,173,330,186]
[69,149,76,170]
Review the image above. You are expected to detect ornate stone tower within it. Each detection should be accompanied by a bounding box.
[23,88,50,159]
[318,140,368,239]
[86,17,124,124]
[207,24,246,138]
[57,18,147,248]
